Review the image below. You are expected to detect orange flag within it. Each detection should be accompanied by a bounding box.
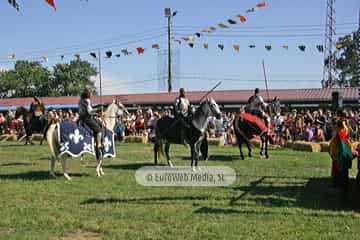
[237,15,247,23]
[46,0,57,11]
[152,44,160,49]
[136,47,145,54]
[256,2,268,8]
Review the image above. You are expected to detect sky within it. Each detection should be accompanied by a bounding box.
[0,0,359,95]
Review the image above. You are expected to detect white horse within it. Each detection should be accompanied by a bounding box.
[46,100,128,180]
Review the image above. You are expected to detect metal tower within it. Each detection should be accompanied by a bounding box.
[322,0,337,88]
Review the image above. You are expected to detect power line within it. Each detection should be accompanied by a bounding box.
[174,32,350,38]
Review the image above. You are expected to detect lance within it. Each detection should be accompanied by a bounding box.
[198,81,222,103]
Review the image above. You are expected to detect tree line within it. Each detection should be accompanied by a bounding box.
[0,60,98,98]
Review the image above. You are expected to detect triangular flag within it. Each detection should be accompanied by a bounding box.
[8,0,20,11]
[182,36,195,42]
[188,43,194,48]
[195,33,201,38]
[90,52,97,59]
[218,44,224,51]
[237,15,247,23]
[136,47,145,54]
[316,45,324,52]
[228,19,237,25]
[249,45,256,48]
[336,43,343,49]
[175,39,182,44]
[60,55,64,60]
[203,43,209,49]
[218,23,229,29]
[246,8,257,13]
[105,51,112,58]
[42,56,48,62]
[201,29,212,33]
[121,49,129,55]
[298,45,306,51]
[45,0,57,11]
[281,45,289,50]
[256,2,268,8]
[209,27,217,32]
[74,54,81,60]
[152,44,160,49]
[128,51,133,55]
[265,45,272,51]
[8,54,16,59]
[233,45,240,52]
[115,54,121,58]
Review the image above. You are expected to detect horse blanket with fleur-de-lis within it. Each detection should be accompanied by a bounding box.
[58,120,116,158]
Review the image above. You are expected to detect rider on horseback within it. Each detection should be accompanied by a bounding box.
[247,88,270,126]
[78,88,103,158]
[174,88,193,143]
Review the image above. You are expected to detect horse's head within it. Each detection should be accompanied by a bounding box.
[15,106,28,119]
[113,99,129,117]
[200,98,222,119]
[268,97,281,115]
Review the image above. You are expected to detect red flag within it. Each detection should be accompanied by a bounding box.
[238,15,247,23]
[46,0,57,11]
[256,2,268,8]
[136,47,145,54]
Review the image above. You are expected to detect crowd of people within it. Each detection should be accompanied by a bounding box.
[0,106,358,146]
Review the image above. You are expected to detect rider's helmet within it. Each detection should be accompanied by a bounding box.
[179,88,185,98]
[255,88,260,94]
[81,88,92,99]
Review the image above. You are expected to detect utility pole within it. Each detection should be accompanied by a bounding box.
[98,48,103,111]
[165,8,177,93]
[357,9,360,126]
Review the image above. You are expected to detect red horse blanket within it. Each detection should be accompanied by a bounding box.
[239,113,267,133]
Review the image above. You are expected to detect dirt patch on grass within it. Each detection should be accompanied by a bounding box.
[0,227,15,235]
[53,230,102,240]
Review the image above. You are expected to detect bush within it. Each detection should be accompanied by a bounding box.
[319,142,330,152]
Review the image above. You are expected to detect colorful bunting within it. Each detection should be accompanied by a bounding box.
[203,43,209,49]
[218,23,229,29]
[237,15,247,23]
[152,44,160,49]
[90,52,97,59]
[256,2,268,8]
[8,0,20,11]
[218,44,224,51]
[195,33,201,38]
[121,49,129,55]
[182,36,195,42]
[336,43,343,49]
[316,45,324,52]
[281,45,289,50]
[175,39,182,44]
[246,8,257,13]
[233,45,240,52]
[8,54,16,59]
[209,27,217,32]
[265,45,272,51]
[249,45,256,48]
[201,29,212,33]
[115,54,121,58]
[188,43,194,48]
[105,51,112,58]
[136,47,145,54]
[227,19,237,25]
[60,55,64,60]
[298,45,306,51]
[45,0,57,11]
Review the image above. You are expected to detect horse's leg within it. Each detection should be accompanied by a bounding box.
[165,142,173,167]
[260,136,264,156]
[246,140,252,158]
[49,156,57,178]
[190,144,196,171]
[237,138,245,160]
[96,150,103,177]
[194,139,202,171]
[264,133,269,159]
[200,136,209,161]
[154,142,158,165]
[61,157,71,180]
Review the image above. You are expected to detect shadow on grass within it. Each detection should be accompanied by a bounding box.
[230,176,360,211]
[104,163,156,170]
[81,195,210,205]
[0,171,90,181]
[0,162,33,167]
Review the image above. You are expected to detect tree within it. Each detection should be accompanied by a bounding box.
[52,60,97,96]
[326,31,359,87]
[0,59,98,98]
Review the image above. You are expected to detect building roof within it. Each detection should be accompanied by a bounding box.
[0,88,357,110]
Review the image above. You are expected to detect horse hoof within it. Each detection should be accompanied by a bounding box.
[169,161,174,168]
[248,153,252,157]
[197,166,202,172]
[64,174,72,180]
[49,172,57,178]
[265,155,269,159]
[259,152,263,156]
[192,167,197,172]
[240,155,245,160]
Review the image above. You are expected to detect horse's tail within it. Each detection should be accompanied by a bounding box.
[46,124,58,161]
[233,114,251,146]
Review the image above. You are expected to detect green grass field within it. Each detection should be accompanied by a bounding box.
[0,142,359,240]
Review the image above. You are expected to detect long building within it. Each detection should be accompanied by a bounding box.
[0,87,358,111]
